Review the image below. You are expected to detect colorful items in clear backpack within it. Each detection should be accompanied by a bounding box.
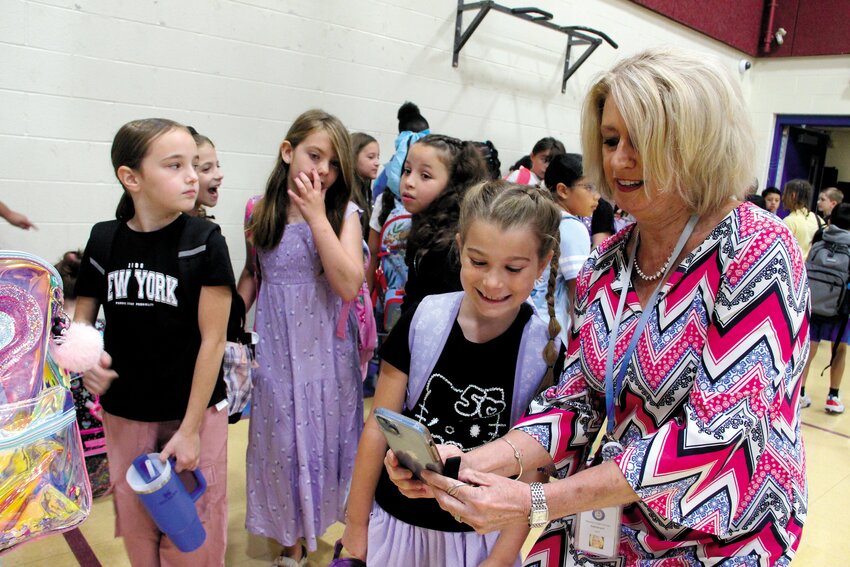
[0,251,93,554]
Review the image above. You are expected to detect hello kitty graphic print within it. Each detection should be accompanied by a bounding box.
[517,202,809,566]
[412,373,508,449]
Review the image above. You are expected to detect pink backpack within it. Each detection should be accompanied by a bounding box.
[337,243,378,380]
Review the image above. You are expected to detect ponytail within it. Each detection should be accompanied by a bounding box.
[115,192,136,221]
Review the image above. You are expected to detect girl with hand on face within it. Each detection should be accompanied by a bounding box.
[186,128,223,219]
[341,181,562,567]
[243,109,365,567]
[399,134,488,313]
[75,118,234,566]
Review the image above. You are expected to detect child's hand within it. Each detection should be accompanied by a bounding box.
[437,444,464,462]
[5,210,36,230]
[341,521,368,561]
[384,449,435,499]
[160,429,201,472]
[82,351,118,395]
[288,169,328,226]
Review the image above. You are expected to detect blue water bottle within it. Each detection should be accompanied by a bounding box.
[126,453,207,552]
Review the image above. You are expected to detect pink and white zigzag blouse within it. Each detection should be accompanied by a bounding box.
[516,202,808,567]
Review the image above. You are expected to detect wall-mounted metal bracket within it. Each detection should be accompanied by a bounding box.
[452,1,618,93]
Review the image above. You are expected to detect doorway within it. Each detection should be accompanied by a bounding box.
[768,115,850,213]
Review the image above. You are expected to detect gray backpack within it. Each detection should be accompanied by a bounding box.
[806,238,850,320]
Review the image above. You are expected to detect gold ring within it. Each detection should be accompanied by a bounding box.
[454,514,463,523]
[446,482,467,498]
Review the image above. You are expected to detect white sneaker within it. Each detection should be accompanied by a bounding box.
[825,395,845,414]
[800,394,812,409]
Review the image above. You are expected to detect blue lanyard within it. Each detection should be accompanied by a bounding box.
[603,215,699,436]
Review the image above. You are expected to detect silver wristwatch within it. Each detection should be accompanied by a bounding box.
[528,482,549,528]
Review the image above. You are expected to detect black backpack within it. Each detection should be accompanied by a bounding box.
[86,216,249,345]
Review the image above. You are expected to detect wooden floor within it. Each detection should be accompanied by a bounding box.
[5,344,850,566]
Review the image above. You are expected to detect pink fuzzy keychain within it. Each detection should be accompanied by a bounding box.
[52,322,104,373]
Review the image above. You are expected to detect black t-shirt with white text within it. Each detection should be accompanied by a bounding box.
[76,216,234,422]
[374,301,532,531]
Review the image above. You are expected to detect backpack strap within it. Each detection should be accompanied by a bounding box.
[86,216,217,277]
[177,217,250,344]
[406,292,463,410]
[85,220,121,279]
[379,200,412,249]
[512,312,552,423]
[177,216,218,258]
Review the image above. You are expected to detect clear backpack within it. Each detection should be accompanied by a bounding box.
[0,251,91,553]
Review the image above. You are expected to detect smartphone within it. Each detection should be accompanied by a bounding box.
[374,407,444,479]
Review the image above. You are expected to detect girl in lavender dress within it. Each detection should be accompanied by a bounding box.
[242,109,364,567]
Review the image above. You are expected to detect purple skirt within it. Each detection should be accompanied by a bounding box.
[367,502,522,567]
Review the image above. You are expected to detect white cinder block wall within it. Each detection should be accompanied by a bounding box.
[1,0,848,274]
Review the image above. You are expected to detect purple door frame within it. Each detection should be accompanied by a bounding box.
[768,114,850,190]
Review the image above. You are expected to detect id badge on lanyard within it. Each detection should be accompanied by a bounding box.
[574,215,698,559]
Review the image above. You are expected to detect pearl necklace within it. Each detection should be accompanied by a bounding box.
[634,236,675,281]
[634,256,671,281]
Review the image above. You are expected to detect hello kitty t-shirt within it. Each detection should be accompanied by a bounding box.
[374,301,531,531]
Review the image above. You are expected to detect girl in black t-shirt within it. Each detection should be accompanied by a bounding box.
[342,182,562,567]
[400,134,489,313]
[75,118,234,566]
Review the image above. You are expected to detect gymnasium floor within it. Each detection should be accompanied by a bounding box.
[6,344,850,566]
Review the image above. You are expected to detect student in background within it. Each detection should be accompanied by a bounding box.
[366,102,430,292]
[799,202,850,414]
[243,109,364,567]
[782,178,820,258]
[762,186,781,215]
[187,128,223,219]
[530,153,598,342]
[400,134,488,312]
[504,137,565,187]
[817,187,844,223]
[350,132,381,238]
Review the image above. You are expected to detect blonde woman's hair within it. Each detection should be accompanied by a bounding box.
[581,48,755,216]
[459,180,562,392]
[251,109,354,250]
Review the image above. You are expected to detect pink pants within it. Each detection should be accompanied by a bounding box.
[103,406,228,567]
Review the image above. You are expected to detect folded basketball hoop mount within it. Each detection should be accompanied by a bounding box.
[452,1,618,92]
